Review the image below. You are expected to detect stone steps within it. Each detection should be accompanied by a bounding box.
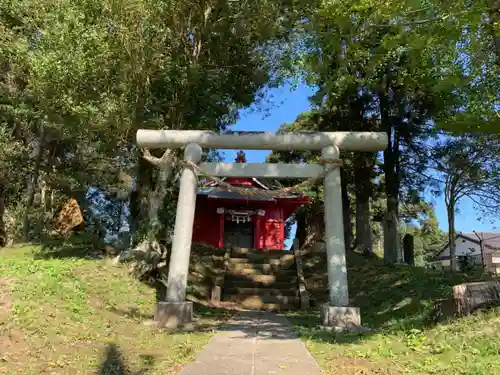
[224,287,299,297]
[222,248,300,310]
[227,262,297,275]
[224,294,300,311]
[231,248,290,258]
[227,280,296,289]
[227,274,298,284]
[229,255,295,265]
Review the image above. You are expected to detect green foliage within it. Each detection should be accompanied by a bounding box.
[269,110,447,257]
[276,0,500,261]
[458,253,477,272]
[0,0,309,245]
[433,135,500,215]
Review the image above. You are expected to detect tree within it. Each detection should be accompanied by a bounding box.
[268,110,362,252]
[267,111,327,248]
[1,0,312,301]
[295,0,464,263]
[432,135,500,271]
[359,0,500,134]
[91,0,312,298]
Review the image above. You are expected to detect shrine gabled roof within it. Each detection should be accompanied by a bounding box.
[202,177,269,190]
[196,187,307,202]
[197,151,310,203]
[197,188,274,201]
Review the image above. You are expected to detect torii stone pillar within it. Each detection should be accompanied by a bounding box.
[320,145,359,330]
[154,143,202,328]
[137,130,388,330]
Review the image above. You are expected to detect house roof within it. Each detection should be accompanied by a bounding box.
[437,232,500,260]
[458,232,500,250]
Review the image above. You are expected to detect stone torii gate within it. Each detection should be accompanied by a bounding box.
[136,129,388,330]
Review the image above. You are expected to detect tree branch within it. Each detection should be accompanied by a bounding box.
[142,149,174,168]
[369,7,493,28]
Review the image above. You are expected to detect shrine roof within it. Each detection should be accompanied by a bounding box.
[197,188,273,201]
[197,187,308,202]
[202,177,269,190]
[196,151,310,203]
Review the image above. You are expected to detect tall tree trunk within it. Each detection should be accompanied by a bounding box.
[148,167,170,239]
[380,89,400,264]
[488,2,500,68]
[42,145,57,214]
[133,149,176,302]
[446,200,457,272]
[341,168,354,250]
[295,202,325,250]
[149,163,173,302]
[354,153,375,256]
[309,202,325,244]
[0,180,6,247]
[128,151,152,246]
[355,197,372,255]
[295,209,307,249]
[23,128,46,242]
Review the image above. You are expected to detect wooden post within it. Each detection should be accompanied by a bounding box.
[217,207,225,248]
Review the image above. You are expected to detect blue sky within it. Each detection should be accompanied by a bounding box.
[222,82,498,233]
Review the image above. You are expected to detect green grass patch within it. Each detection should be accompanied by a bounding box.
[289,253,500,375]
[0,245,232,375]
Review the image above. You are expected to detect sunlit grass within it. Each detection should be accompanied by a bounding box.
[0,246,230,375]
[289,253,500,375]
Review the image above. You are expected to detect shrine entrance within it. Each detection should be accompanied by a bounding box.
[136,129,388,330]
[224,220,254,249]
[192,152,308,251]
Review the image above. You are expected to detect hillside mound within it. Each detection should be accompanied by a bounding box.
[0,245,231,375]
[292,247,500,375]
[301,244,492,325]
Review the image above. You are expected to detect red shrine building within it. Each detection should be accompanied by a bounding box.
[192,151,311,250]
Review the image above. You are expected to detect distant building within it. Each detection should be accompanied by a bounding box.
[430,232,500,272]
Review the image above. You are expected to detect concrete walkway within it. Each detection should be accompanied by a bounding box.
[180,311,322,375]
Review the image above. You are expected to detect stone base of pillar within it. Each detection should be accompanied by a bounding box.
[320,304,362,332]
[155,301,193,329]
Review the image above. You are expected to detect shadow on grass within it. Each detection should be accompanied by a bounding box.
[99,343,153,375]
[107,302,237,334]
[32,235,498,347]
[34,232,106,260]
[286,311,370,345]
[290,250,497,345]
[108,307,154,321]
[193,304,236,320]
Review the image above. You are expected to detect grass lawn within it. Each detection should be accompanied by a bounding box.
[288,257,500,375]
[3,241,499,375]
[0,245,232,375]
